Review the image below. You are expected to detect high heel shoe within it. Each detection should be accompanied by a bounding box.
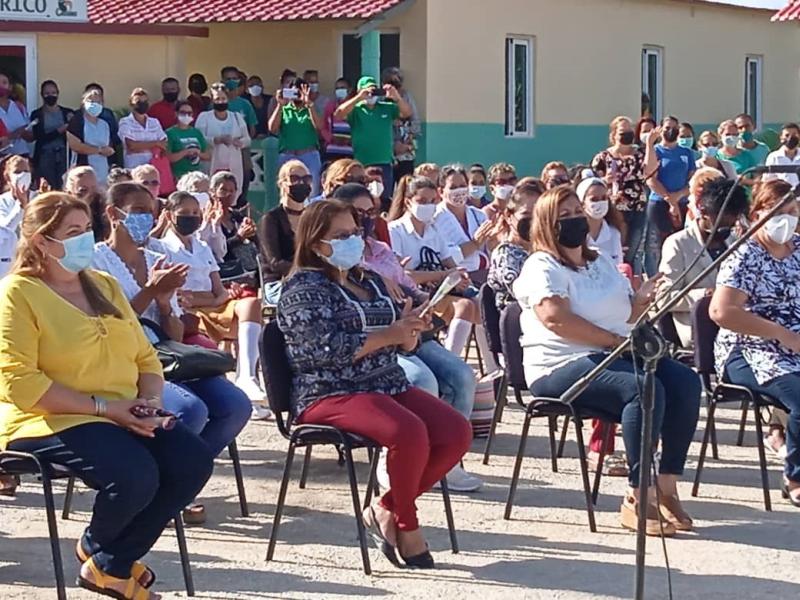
[781,481,800,508]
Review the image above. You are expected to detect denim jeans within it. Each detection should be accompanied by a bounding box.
[724,349,800,482]
[623,209,646,275]
[278,149,322,197]
[8,422,213,579]
[530,354,701,487]
[644,200,672,276]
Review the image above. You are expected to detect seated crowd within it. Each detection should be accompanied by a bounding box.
[0,62,799,598]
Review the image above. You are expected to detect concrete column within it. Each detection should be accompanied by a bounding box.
[360,30,380,80]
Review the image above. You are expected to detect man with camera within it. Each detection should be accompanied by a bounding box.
[334,75,412,199]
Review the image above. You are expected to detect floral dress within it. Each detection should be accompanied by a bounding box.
[591,147,647,213]
[487,242,530,311]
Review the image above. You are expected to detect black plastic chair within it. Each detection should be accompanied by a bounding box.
[657,312,694,365]
[478,284,509,464]
[259,321,458,575]
[500,303,619,532]
[690,296,787,511]
[0,451,196,597]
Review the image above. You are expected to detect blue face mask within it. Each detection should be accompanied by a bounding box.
[678,137,694,149]
[47,231,95,273]
[702,146,719,159]
[84,101,103,118]
[118,210,154,246]
[321,234,365,271]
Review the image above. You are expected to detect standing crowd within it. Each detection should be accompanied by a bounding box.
[1,62,799,598]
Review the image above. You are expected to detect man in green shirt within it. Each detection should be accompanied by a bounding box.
[335,76,412,199]
[735,113,770,166]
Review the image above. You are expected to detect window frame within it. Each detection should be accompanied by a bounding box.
[744,55,764,130]
[504,35,535,138]
[641,46,663,122]
[337,28,401,85]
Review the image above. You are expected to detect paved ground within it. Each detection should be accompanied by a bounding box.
[1,393,799,599]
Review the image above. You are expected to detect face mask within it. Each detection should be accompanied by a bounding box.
[225,79,240,91]
[367,180,384,198]
[785,136,799,150]
[740,131,754,144]
[366,96,378,107]
[47,231,95,273]
[711,226,732,242]
[640,131,651,145]
[409,202,436,224]
[43,95,58,107]
[213,102,228,112]
[361,216,375,239]
[469,185,486,199]
[517,216,532,242]
[557,216,590,249]
[289,183,312,203]
[175,215,202,236]
[764,214,798,245]
[11,171,32,192]
[702,146,719,159]
[446,187,469,207]
[133,100,149,114]
[189,81,207,95]
[84,101,103,118]
[662,127,679,143]
[163,92,179,103]
[309,83,320,93]
[619,131,635,145]
[176,114,193,126]
[335,88,348,100]
[119,210,154,246]
[320,234,365,271]
[678,137,694,149]
[494,184,514,201]
[247,85,263,97]
[723,135,739,148]
[191,192,210,209]
[584,200,609,220]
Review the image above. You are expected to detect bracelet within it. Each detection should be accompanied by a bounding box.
[92,395,108,418]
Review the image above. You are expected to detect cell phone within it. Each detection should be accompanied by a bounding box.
[371,88,387,97]
[282,88,298,100]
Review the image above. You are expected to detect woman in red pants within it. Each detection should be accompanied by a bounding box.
[277,199,473,569]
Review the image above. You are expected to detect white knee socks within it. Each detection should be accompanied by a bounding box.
[238,321,262,380]
[475,325,500,374]
[444,318,473,357]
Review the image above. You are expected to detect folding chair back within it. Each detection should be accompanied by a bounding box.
[259,321,293,438]
[479,284,503,357]
[499,302,526,390]
[691,296,717,381]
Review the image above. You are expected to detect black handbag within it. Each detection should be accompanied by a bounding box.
[139,318,236,383]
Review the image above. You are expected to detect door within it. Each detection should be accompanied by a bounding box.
[0,34,37,110]
[340,32,400,85]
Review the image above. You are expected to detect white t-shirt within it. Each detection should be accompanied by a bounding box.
[433,204,488,272]
[588,220,623,265]
[388,212,453,270]
[157,229,219,292]
[765,147,800,188]
[0,191,23,232]
[118,113,167,169]
[514,251,633,386]
[0,225,16,279]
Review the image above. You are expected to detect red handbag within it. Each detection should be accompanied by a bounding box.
[149,148,176,196]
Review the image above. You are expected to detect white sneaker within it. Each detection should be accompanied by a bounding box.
[376,449,391,490]
[250,403,272,421]
[445,465,483,493]
[235,376,266,402]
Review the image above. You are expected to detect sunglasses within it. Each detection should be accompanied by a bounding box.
[289,175,313,185]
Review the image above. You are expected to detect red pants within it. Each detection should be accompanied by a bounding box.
[589,419,617,454]
[298,387,472,531]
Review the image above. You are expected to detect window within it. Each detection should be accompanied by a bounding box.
[340,32,400,86]
[641,47,663,121]
[505,36,534,137]
[745,55,763,130]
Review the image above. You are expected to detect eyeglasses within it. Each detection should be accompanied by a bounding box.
[327,228,363,241]
[356,207,377,219]
[178,111,193,117]
[289,175,313,185]
[142,180,160,187]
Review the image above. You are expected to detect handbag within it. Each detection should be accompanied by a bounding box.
[149,148,176,196]
[139,318,235,382]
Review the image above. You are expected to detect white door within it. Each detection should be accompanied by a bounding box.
[0,33,38,110]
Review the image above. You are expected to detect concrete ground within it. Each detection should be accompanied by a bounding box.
[1,396,799,599]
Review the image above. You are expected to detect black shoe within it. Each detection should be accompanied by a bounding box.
[781,481,800,508]
[400,549,435,569]
[363,507,400,567]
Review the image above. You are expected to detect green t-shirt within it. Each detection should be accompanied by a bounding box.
[347,101,400,166]
[721,147,757,175]
[744,141,770,166]
[278,104,319,153]
[166,126,208,179]
[227,96,257,129]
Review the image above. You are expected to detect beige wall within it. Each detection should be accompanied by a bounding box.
[424,0,800,125]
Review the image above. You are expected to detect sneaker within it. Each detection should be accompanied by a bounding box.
[376,449,391,491]
[235,376,266,402]
[445,465,483,493]
[250,403,272,421]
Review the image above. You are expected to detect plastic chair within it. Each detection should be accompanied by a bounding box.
[477,284,509,465]
[259,321,458,575]
[690,296,787,511]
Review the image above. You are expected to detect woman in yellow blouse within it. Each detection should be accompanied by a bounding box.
[0,193,213,600]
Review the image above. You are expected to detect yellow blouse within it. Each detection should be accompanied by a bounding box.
[0,270,163,448]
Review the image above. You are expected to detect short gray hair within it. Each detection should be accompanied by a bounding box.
[177,171,210,193]
[210,171,238,191]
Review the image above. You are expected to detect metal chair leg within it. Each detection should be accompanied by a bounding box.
[709,404,720,461]
[41,471,67,600]
[753,404,772,511]
[173,514,195,596]
[547,415,559,473]
[473,329,485,377]
[363,448,380,509]
[482,385,507,466]
[573,419,597,533]
[736,400,749,446]
[267,442,296,561]
[342,445,371,575]
[62,475,75,520]
[692,400,717,497]
[557,415,570,458]
[504,411,533,520]
[298,446,312,489]
[228,440,249,517]
[591,422,612,505]
[439,476,459,554]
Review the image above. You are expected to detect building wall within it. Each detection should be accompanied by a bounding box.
[420,0,800,173]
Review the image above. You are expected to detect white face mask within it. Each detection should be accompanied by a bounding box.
[640,131,651,145]
[177,114,194,126]
[468,185,486,199]
[584,200,609,220]
[248,85,263,97]
[11,171,31,192]
[764,214,798,245]
[723,135,739,148]
[335,88,348,100]
[493,184,514,201]
[367,180,384,198]
[446,187,469,207]
[409,202,436,224]
[191,191,211,209]
[366,96,379,107]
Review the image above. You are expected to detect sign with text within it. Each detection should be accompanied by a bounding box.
[0,0,88,23]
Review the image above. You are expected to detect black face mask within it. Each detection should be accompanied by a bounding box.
[133,101,149,114]
[786,136,800,150]
[557,216,589,249]
[712,226,732,242]
[662,127,679,143]
[175,215,202,236]
[619,130,635,145]
[163,92,179,103]
[213,102,228,112]
[43,95,58,107]
[516,216,532,242]
[189,81,207,95]
[288,183,312,203]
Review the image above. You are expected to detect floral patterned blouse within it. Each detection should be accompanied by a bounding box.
[487,242,530,311]
[715,236,800,385]
[591,147,647,213]
[277,269,409,418]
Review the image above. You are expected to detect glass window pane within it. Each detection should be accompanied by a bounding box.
[514,43,527,132]
[342,34,361,88]
[380,33,400,73]
[505,40,511,134]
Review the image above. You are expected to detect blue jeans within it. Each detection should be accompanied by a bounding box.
[724,349,800,482]
[278,149,322,197]
[8,422,212,579]
[163,377,251,457]
[531,354,701,487]
[623,209,646,275]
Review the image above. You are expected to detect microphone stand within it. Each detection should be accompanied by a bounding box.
[558,176,797,600]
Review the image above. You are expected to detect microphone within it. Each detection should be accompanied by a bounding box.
[749,164,800,175]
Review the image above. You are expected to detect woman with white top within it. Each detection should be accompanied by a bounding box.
[0,156,32,278]
[513,185,700,536]
[175,170,227,262]
[117,88,167,170]
[576,173,625,265]
[158,191,267,413]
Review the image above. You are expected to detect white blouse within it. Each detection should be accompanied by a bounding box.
[433,204,488,272]
[588,220,623,265]
[157,229,219,293]
[514,251,633,386]
[388,213,453,270]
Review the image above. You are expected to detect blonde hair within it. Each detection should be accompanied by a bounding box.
[131,164,159,182]
[12,193,122,318]
[129,87,148,103]
[414,163,440,177]
[323,158,364,196]
[608,116,633,145]
[717,119,737,136]
[689,166,724,198]
[64,166,97,194]
[489,177,545,242]
[540,161,568,180]
[488,162,516,183]
[531,186,597,270]
[698,130,719,146]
